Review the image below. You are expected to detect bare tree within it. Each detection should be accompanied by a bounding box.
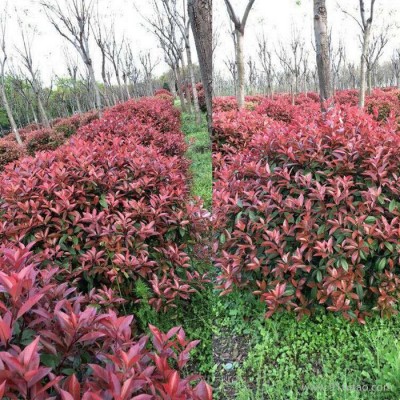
[277,29,306,103]
[16,27,50,128]
[257,34,274,96]
[0,3,22,144]
[224,56,237,95]
[342,0,376,107]
[331,40,345,92]
[42,0,102,110]
[188,0,212,131]
[391,49,400,88]
[64,50,83,113]
[224,0,256,108]
[247,57,257,93]
[104,23,125,102]
[365,29,389,94]
[92,17,115,106]
[163,0,201,122]
[313,0,332,109]
[139,52,160,96]
[121,43,137,99]
[137,0,188,110]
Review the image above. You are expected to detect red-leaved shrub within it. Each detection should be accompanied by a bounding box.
[0,135,209,311]
[255,97,296,123]
[214,104,400,323]
[24,128,65,155]
[0,137,26,170]
[0,245,212,399]
[212,110,276,155]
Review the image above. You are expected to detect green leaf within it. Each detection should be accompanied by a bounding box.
[99,194,108,209]
[219,233,226,244]
[384,242,394,252]
[355,283,364,300]
[341,259,349,271]
[365,216,377,224]
[377,258,386,271]
[317,224,325,236]
[389,199,397,213]
[41,354,60,368]
[235,211,243,224]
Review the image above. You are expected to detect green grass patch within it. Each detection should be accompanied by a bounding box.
[181,112,212,209]
[212,289,400,399]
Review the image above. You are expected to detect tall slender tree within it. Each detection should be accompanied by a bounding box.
[313,0,332,110]
[223,0,256,109]
[41,0,102,111]
[187,0,212,131]
[0,3,22,144]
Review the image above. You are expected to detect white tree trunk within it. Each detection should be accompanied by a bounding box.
[37,93,50,128]
[359,28,371,108]
[87,61,102,110]
[1,85,22,144]
[313,0,332,109]
[186,44,201,122]
[236,30,245,109]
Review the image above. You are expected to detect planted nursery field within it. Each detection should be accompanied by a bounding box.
[0,97,212,399]
[212,88,400,399]
[2,0,400,399]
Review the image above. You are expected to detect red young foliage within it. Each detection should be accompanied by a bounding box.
[0,97,209,312]
[0,246,212,399]
[214,103,400,323]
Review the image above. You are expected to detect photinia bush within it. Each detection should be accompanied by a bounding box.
[214,104,400,323]
[0,97,209,312]
[0,245,212,399]
[212,109,276,155]
[0,137,26,170]
[0,136,209,311]
[365,89,400,122]
[24,128,65,155]
[255,97,296,123]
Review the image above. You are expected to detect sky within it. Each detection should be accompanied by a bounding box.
[213,0,400,74]
[3,0,399,84]
[3,0,178,85]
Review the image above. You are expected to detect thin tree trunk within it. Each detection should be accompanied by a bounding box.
[37,93,50,128]
[87,61,102,111]
[186,44,201,122]
[180,57,192,114]
[313,0,332,110]
[367,68,372,95]
[236,30,245,109]
[174,66,187,112]
[187,0,212,133]
[1,85,22,144]
[359,29,371,108]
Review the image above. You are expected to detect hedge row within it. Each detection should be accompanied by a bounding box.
[214,93,400,323]
[0,98,212,397]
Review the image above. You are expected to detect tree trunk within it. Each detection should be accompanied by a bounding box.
[186,43,201,122]
[87,61,102,111]
[236,30,245,109]
[174,66,187,113]
[187,0,212,133]
[180,57,192,114]
[1,85,22,144]
[359,28,371,108]
[313,0,332,110]
[367,68,372,95]
[37,93,50,128]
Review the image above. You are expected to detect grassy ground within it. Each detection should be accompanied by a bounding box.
[180,107,400,400]
[181,112,212,209]
[211,290,400,400]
